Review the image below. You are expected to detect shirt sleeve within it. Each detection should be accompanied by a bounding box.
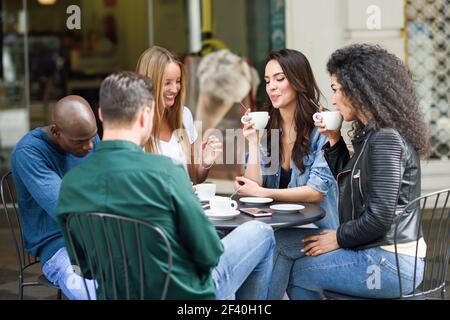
[336,129,403,248]
[12,146,62,222]
[168,165,224,271]
[183,107,198,144]
[306,133,336,196]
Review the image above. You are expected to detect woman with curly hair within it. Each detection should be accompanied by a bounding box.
[280,43,431,299]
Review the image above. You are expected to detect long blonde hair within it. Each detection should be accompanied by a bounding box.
[136,46,189,155]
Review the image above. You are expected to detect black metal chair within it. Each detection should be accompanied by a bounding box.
[1,171,62,300]
[65,212,173,300]
[323,188,450,300]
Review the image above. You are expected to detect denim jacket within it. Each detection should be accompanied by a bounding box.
[259,128,339,229]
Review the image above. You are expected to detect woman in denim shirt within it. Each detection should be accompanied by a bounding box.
[234,49,339,299]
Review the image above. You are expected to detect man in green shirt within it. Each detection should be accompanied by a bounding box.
[56,71,275,299]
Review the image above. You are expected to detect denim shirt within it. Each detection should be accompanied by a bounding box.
[259,128,339,229]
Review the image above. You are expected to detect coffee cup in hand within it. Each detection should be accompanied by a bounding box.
[313,111,343,131]
[241,112,269,130]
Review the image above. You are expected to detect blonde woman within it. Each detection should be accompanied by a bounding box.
[136,46,222,184]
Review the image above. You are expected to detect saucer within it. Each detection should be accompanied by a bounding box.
[205,209,240,220]
[269,204,305,213]
[239,197,273,204]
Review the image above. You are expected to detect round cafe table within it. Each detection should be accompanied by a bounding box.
[208,197,325,231]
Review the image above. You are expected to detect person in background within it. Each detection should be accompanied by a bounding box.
[285,43,430,299]
[194,49,260,132]
[136,46,222,184]
[11,95,99,300]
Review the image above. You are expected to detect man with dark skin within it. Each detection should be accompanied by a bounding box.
[11,95,99,300]
[44,95,98,157]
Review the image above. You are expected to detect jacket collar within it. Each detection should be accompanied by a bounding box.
[353,122,376,141]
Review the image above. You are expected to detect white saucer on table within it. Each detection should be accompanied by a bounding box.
[239,197,274,205]
[205,209,240,220]
[269,204,305,213]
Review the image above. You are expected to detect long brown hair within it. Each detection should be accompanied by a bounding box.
[265,49,322,173]
[136,46,189,154]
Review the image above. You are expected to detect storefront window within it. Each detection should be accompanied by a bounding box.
[1,0,29,174]
[0,0,283,177]
[406,0,450,160]
[0,0,150,158]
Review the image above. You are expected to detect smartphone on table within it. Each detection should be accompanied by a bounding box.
[240,208,273,217]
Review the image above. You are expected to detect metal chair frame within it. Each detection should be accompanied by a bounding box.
[65,212,173,300]
[1,171,62,300]
[394,188,450,299]
[324,188,450,300]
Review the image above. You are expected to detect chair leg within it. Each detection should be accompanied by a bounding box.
[57,289,62,300]
[18,284,23,300]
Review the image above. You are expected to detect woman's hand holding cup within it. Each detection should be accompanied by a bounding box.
[242,116,258,144]
[313,108,342,146]
[241,111,269,144]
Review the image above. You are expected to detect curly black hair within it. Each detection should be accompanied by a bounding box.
[327,43,431,157]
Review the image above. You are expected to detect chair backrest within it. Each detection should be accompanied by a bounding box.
[395,188,450,299]
[65,212,173,300]
[1,171,39,273]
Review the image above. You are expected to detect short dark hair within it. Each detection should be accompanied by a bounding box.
[99,71,154,124]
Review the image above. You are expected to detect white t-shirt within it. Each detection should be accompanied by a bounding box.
[158,107,198,170]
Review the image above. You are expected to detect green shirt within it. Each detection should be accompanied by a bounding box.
[56,140,224,300]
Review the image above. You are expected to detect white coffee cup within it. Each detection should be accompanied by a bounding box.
[209,196,238,214]
[313,111,343,131]
[241,112,269,130]
[193,183,216,201]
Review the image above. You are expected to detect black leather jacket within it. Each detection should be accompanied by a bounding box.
[323,124,422,250]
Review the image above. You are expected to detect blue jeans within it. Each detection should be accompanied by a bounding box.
[212,221,275,300]
[268,228,424,299]
[42,247,97,300]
